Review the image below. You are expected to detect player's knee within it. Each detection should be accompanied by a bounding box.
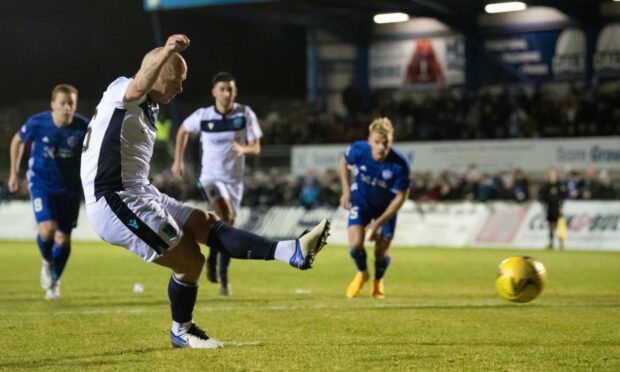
[54,231,70,247]
[193,209,219,225]
[349,235,364,249]
[38,226,55,241]
[184,209,221,243]
[203,210,219,226]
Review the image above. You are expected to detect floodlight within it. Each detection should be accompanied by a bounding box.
[485,2,527,14]
[373,12,410,24]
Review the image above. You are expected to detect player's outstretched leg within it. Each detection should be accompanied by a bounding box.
[205,217,330,270]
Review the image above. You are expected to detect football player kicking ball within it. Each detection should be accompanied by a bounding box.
[81,34,330,349]
[339,118,411,299]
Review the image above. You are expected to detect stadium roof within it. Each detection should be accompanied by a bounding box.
[147,0,602,32]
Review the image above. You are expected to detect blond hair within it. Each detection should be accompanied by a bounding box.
[51,84,78,101]
[368,117,394,137]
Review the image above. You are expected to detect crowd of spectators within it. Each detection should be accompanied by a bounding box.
[161,165,617,209]
[2,165,618,208]
[258,83,620,144]
[410,165,618,203]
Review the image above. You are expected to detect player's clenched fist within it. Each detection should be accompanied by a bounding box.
[165,34,190,53]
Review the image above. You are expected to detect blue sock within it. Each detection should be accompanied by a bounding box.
[51,243,71,282]
[349,248,367,272]
[375,256,391,280]
[37,235,53,262]
[218,252,231,288]
[207,221,276,260]
[168,275,198,323]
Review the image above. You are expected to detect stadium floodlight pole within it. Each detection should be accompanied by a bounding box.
[484,2,527,14]
[373,12,410,24]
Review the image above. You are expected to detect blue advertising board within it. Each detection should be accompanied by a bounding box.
[478,28,586,84]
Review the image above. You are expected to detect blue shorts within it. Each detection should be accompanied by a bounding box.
[347,205,397,240]
[30,189,81,234]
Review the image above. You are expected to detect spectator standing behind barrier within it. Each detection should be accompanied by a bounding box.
[538,168,568,250]
[300,172,320,210]
[579,166,601,200]
[512,168,530,202]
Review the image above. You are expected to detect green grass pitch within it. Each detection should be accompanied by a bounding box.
[1,241,619,371]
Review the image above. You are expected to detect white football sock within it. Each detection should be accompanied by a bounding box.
[172,320,193,336]
[274,240,297,263]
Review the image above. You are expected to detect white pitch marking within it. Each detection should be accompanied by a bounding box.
[221,341,261,347]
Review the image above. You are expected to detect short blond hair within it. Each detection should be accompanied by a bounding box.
[51,84,78,101]
[368,117,394,137]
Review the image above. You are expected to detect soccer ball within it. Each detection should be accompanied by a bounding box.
[496,256,547,303]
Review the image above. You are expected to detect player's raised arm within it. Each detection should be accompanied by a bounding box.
[8,132,25,192]
[125,34,190,103]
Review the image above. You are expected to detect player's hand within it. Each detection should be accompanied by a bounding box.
[171,161,184,180]
[8,173,19,193]
[366,221,380,242]
[164,34,190,54]
[231,141,245,157]
[339,192,351,210]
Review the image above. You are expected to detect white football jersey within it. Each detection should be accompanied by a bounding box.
[81,77,159,204]
[182,103,262,184]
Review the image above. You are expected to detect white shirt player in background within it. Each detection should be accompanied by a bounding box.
[80,34,330,349]
[172,72,262,297]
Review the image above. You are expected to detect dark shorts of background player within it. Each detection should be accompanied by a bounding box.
[546,205,561,223]
[30,188,81,234]
[347,204,397,240]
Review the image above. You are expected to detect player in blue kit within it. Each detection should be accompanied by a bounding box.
[8,84,89,300]
[339,118,411,299]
